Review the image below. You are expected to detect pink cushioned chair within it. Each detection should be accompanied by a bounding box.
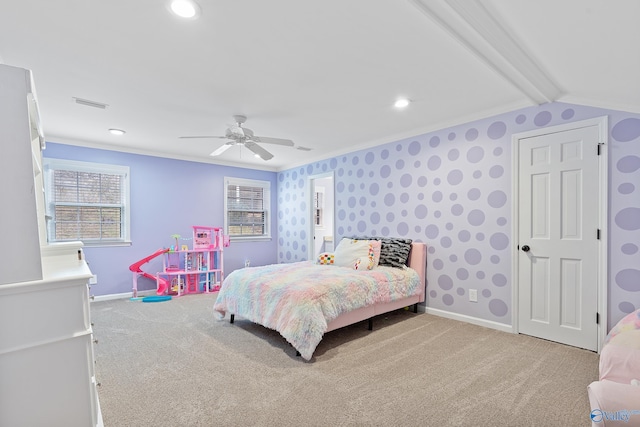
[587,309,640,426]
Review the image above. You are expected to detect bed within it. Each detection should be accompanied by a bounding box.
[213,239,427,360]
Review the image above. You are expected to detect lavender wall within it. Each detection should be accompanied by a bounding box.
[43,143,278,296]
[276,102,640,329]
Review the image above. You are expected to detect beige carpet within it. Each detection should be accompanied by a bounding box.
[92,294,598,427]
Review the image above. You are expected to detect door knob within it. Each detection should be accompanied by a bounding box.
[521,245,530,252]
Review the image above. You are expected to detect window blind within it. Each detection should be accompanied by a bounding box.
[227,184,266,237]
[49,167,126,241]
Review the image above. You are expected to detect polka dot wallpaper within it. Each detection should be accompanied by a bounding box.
[277,102,640,328]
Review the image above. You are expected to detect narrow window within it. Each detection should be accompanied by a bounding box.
[314,190,323,227]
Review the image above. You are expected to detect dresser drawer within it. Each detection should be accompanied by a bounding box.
[0,279,90,354]
[0,332,95,427]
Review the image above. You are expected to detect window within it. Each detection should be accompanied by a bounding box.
[314,189,324,227]
[43,158,130,246]
[224,177,270,240]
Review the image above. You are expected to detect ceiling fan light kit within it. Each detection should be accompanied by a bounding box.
[181,115,295,161]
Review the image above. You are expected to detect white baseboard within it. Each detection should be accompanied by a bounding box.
[92,293,511,335]
[424,306,513,333]
[96,397,104,427]
[92,289,157,302]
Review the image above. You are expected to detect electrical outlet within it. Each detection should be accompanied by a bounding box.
[89,275,98,285]
[469,289,478,302]
[244,259,250,268]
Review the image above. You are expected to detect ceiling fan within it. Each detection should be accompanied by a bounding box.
[179,115,295,161]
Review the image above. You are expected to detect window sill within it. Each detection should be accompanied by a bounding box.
[50,240,133,248]
[230,236,272,243]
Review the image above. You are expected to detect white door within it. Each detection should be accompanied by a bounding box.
[517,123,601,351]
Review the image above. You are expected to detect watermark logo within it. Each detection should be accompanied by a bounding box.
[591,408,640,424]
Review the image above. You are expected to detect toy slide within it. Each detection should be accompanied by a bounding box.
[129,248,170,296]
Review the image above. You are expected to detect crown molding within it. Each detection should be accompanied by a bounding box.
[44,135,279,172]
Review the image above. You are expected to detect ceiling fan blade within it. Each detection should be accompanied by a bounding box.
[210,142,234,157]
[252,136,294,146]
[244,141,274,161]
[179,135,227,139]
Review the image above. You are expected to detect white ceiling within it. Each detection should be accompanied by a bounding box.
[1,0,638,171]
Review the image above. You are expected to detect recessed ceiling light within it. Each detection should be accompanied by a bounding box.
[168,0,201,19]
[394,98,411,109]
[109,128,126,136]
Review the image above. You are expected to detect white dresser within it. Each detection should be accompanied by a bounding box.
[0,243,99,427]
[0,64,101,426]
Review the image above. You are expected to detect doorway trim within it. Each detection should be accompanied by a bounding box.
[511,116,608,351]
[307,171,335,261]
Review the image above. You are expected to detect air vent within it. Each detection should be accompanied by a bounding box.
[296,146,312,151]
[73,97,108,109]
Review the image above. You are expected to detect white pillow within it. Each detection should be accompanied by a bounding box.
[333,238,374,270]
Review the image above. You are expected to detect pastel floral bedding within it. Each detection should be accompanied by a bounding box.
[213,261,420,360]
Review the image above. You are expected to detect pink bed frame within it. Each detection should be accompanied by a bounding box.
[228,242,428,356]
[325,242,427,332]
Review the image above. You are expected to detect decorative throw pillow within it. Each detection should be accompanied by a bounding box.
[317,252,335,265]
[349,236,412,268]
[333,238,374,270]
[378,237,412,268]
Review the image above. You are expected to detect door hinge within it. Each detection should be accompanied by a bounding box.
[597,229,601,240]
[596,312,600,324]
[597,143,604,155]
